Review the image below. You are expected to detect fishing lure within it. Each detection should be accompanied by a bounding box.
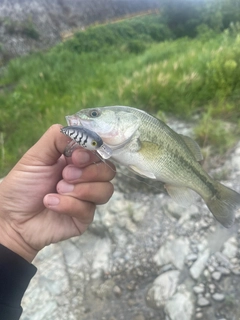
[61,125,112,159]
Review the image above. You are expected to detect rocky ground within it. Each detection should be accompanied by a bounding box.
[20,118,240,320]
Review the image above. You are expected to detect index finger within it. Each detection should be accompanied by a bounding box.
[71,148,104,168]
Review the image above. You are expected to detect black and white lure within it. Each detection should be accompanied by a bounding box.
[61,125,112,159]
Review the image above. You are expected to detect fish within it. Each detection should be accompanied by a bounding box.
[61,125,112,158]
[65,106,240,228]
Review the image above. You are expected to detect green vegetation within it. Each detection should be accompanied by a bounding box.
[64,14,172,54]
[2,17,40,40]
[1,5,240,175]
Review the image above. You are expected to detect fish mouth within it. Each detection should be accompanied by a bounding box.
[66,115,81,126]
[65,115,92,127]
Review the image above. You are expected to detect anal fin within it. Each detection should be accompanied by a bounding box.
[165,184,199,207]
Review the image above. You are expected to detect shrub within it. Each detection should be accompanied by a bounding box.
[3,17,39,40]
[21,21,40,40]
[194,108,238,154]
[126,40,147,54]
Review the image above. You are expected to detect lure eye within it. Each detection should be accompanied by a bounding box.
[91,140,97,147]
[90,109,100,118]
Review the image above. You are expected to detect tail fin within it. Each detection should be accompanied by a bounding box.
[206,182,240,228]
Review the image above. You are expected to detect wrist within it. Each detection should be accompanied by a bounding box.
[0,218,38,262]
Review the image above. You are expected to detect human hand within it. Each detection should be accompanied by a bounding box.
[0,125,115,262]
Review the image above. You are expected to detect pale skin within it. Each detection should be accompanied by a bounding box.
[0,124,115,263]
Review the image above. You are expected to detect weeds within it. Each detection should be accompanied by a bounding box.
[194,108,238,154]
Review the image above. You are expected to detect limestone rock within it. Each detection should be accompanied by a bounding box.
[222,237,238,259]
[146,270,180,309]
[153,237,190,270]
[165,288,194,320]
[190,249,210,280]
[197,296,211,307]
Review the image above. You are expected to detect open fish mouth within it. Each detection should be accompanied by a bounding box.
[66,115,82,126]
[66,115,94,130]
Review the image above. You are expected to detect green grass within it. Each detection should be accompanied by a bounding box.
[1,15,240,176]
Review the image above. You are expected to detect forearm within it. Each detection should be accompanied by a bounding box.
[0,244,37,320]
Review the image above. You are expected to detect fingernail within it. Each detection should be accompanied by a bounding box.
[58,181,74,193]
[46,195,60,206]
[67,166,83,180]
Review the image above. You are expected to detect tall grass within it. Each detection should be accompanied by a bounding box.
[1,15,240,175]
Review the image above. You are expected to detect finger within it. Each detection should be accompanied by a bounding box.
[62,161,116,183]
[21,124,99,168]
[71,148,103,167]
[57,181,114,205]
[43,194,95,224]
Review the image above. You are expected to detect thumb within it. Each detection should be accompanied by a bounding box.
[22,124,70,166]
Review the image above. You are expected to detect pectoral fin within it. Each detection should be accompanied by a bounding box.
[129,165,157,179]
[165,184,199,207]
[180,134,203,162]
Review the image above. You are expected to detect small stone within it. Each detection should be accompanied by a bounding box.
[209,226,216,233]
[231,266,240,275]
[187,254,198,261]
[212,271,221,281]
[133,314,145,320]
[205,292,211,299]
[215,252,231,267]
[128,299,135,306]
[127,280,136,291]
[208,265,215,273]
[212,293,225,302]
[196,313,203,319]
[113,285,122,297]
[217,266,230,275]
[231,257,238,265]
[197,297,210,307]
[203,269,210,278]
[190,249,210,280]
[222,237,238,259]
[193,286,204,294]
[136,268,144,277]
[208,284,215,294]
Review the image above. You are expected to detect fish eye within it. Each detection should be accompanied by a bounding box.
[90,109,100,118]
[91,140,97,147]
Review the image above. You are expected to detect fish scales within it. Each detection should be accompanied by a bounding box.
[116,107,212,196]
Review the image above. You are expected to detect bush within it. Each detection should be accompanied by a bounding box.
[126,40,147,54]
[3,17,39,40]
[194,109,238,154]
[21,21,40,40]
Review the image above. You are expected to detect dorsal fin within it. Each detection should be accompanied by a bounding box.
[180,134,203,162]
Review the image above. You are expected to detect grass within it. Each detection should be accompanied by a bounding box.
[0,14,240,176]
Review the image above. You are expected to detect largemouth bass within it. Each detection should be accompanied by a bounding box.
[66,106,240,228]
